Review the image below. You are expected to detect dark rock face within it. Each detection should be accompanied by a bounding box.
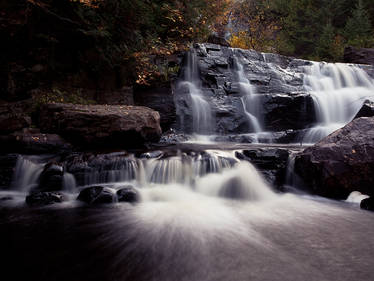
[235,147,300,188]
[0,128,72,154]
[39,103,162,148]
[0,101,32,134]
[62,152,138,187]
[140,150,163,159]
[77,186,116,204]
[263,93,315,131]
[295,117,374,199]
[134,86,176,131]
[207,35,230,47]
[0,154,19,189]
[174,44,320,136]
[97,87,134,105]
[360,197,374,212]
[26,191,65,206]
[36,163,64,192]
[354,100,374,119]
[219,177,247,200]
[344,46,374,66]
[117,186,139,203]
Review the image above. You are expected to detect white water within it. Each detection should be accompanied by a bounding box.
[302,62,374,143]
[234,56,263,133]
[11,155,44,192]
[179,50,213,134]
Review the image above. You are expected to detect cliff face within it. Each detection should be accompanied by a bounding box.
[174,43,374,141]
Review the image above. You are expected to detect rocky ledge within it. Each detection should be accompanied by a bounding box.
[295,117,374,199]
[39,103,162,148]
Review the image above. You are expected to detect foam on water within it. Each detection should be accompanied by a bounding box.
[302,62,374,143]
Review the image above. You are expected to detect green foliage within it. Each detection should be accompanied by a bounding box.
[230,0,374,61]
[343,0,374,47]
[32,88,96,108]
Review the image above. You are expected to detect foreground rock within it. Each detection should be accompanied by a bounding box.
[0,101,32,134]
[344,46,374,65]
[0,154,19,189]
[0,128,72,154]
[26,191,65,206]
[117,186,139,203]
[360,197,374,212]
[354,100,374,119]
[295,117,374,199]
[77,186,116,204]
[235,147,295,187]
[36,162,64,192]
[134,86,176,131]
[39,103,162,148]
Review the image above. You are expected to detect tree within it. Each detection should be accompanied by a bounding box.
[343,0,374,47]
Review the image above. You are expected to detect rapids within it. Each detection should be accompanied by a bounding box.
[2,44,374,281]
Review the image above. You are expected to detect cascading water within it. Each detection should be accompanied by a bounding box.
[233,56,263,133]
[11,155,44,192]
[4,44,374,281]
[178,50,213,135]
[302,62,374,143]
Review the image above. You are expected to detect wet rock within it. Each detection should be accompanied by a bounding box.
[77,186,116,204]
[235,147,300,188]
[219,177,246,200]
[0,101,32,134]
[39,103,162,148]
[360,197,374,211]
[354,100,374,119]
[134,86,176,131]
[140,150,163,159]
[295,117,374,199]
[174,44,318,135]
[263,93,316,131]
[344,46,374,66]
[26,191,65,206]
[207,35,230,47]
[36,162,64,192]
[117,186,139,203]
[0,154,18,189]
[97,87,134,105]
[0,128,72,154]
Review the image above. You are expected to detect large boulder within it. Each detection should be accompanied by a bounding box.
[39,103,162,148]
[0,101,32,134]
[0,154,19,189]
[295,117,374,199]
[77,186,116,204]
[263,93,316,131]
[354,100,374,119]
[0,128,72,154]
[344,46,374,66]
[235,147,295,187]
[360,197,374,212]
[117,186,140,203]
[26,191,65,207]
[36,162,64,192]
[134,86,176,131]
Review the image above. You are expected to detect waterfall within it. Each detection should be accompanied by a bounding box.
[178,50,213,135]
[11,156,44,192]
[234,56,263,133]
[62,173,77,192]
[302,62,374,143]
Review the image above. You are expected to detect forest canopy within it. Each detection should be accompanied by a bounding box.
[5,0,373,88]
